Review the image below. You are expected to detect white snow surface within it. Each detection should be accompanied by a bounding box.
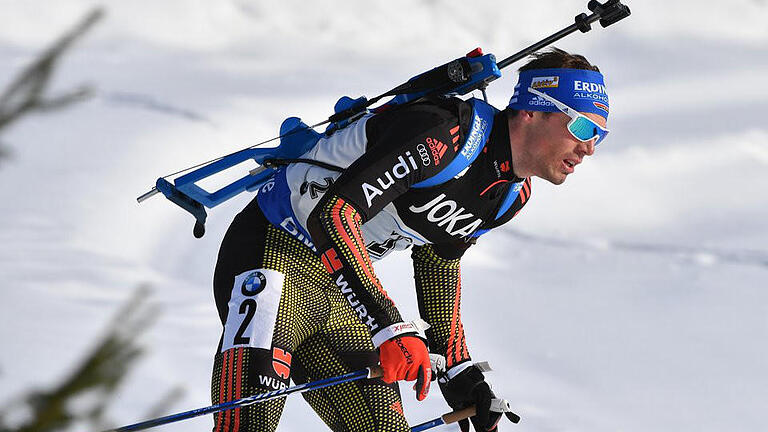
[1,1,767,431]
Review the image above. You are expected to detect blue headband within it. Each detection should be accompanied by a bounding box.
[507,68,610,118]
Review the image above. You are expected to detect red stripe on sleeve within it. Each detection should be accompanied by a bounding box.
[343,203,395,303]
[330,198,394,303]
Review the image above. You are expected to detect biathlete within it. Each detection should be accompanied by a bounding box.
[210,48,610,432]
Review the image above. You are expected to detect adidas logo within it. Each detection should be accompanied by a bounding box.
[426,137,447,165]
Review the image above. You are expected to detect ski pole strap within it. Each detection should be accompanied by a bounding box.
[492,398,522,424]
[107,366,382,432]
[371,319,431,348]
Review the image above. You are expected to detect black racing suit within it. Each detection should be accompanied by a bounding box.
[211,97,532,432]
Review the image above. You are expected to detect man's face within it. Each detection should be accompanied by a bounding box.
[523,111,608,185]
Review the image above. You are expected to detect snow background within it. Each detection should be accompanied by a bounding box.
[1,0,767,431]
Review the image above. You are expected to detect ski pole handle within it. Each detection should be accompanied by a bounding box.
[441,406,476,424]
[442,406,521,426]
[368,365,384,379]
[410,406,477,432]
[411,404,520,432]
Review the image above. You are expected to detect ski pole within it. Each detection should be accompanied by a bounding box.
[411,404,521,432]
[105,366,384,432]
[411,406,477,432]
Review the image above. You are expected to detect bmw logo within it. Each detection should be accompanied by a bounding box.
[241,271,267,296]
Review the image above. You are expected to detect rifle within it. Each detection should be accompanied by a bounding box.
[137,0,630,238]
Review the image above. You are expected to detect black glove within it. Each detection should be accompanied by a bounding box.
[439,365,502,432]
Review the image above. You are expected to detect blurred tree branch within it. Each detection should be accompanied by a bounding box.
[0,286,171,432]
[0,9,190,432]
[0,7,104,159]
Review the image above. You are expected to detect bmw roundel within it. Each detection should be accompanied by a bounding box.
[241,271,267,296]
